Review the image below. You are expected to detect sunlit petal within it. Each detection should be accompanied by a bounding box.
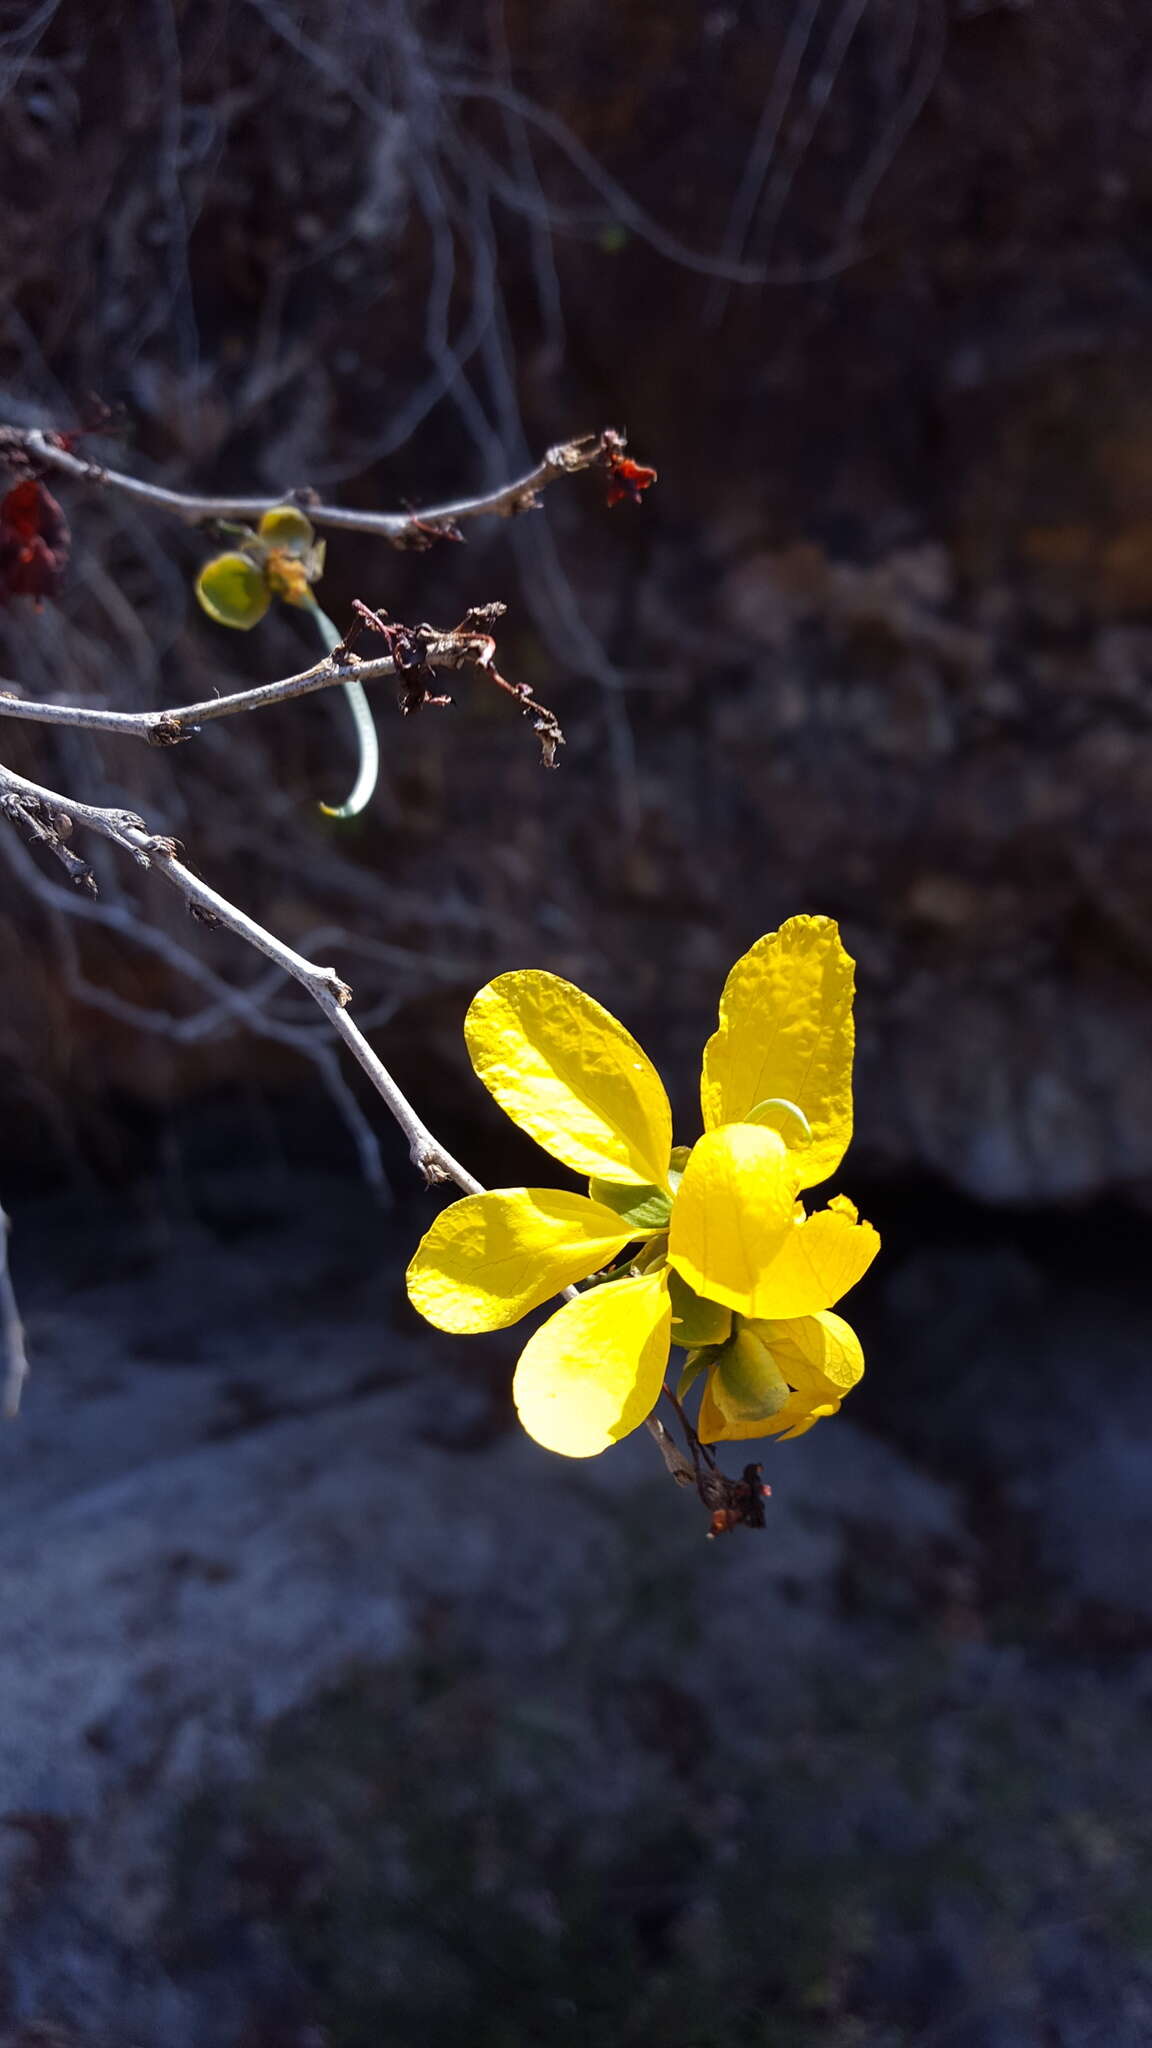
[696,1307,864,1443]
[743,1307,864,1396]
[407,1188,633,1333]
[513,1271,672,1457]
[700,916,855,1189]
[465,971,673,1187]
[667,1124,797,1314]
[750,1195,880,1318]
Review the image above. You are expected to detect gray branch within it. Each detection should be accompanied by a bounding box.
[0,1203,30,1419]
[0,760,482,1196]
[7,424,618,544]
[0,624,561,762]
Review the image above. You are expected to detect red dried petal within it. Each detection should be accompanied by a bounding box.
[0,480,70,605]
[604,452,658,509]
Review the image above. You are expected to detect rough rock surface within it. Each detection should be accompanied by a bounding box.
[2,1173,1152,2045]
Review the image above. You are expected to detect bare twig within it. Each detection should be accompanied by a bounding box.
[0,1203,30,1420]
[644,1413,697,1488]
[2,424,620,546]
[0,621,564,763]
[0,759,480,1193]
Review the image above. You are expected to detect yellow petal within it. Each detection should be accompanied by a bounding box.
[771,1401,841,1440]
[700,916,855,1189]
[406,1188,632,1334]
[666,1124,797,1315]
[257,505,316,554]
[513,1272,672,1457]
[749,1198,880,1318]
[696,1308,864,1443]
[465,972,672,1187]
[195,552,270,630]
[743,1307,864,1397]
[699,1372,842,1442]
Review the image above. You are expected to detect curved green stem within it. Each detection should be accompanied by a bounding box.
[306,602,381,819]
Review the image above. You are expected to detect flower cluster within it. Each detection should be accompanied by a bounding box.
[407,915,879,1458]
[194,505,326,630]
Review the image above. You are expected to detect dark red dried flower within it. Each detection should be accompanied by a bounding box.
[605,451,658,509]
[0,479,70,605]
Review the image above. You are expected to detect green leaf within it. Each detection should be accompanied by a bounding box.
[195,552,270,630]
[676,1345,720,1400]
[587,1178,672,1233]
[667,1267,732,1349]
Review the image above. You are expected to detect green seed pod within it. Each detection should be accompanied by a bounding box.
[195,552,271,630]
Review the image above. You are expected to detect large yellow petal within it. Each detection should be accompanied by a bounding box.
[749,1195,880,1318]
[406,1188,633,1334]
[700,916,855,1189]
[696,1309,864,1443]
[699,1379,842,1443]
[513,1271,672,1457]
[744,1307,864,1395]
[465,971,672,1188]
[666,1124,797,1315]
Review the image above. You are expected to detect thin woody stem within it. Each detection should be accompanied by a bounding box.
[7,425,620,545]
[0,617,564,768]
[0,1202,29,1419]
[662,1379,718,1471]
[307,600,381,820]
[0,631,483,744]
[0,759,480,1195]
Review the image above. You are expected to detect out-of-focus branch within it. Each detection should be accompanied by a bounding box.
[0,759,481,1194]
[0,1203,29,1419]
[3,424,620,546]
[0,615,564,764]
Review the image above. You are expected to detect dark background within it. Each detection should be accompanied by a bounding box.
[3,3,1152,2043]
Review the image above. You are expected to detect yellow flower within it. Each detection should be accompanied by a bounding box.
[194,506,326,628]
[406,915,879,1458]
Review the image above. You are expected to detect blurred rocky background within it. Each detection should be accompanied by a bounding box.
[3,1,1152,2042]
